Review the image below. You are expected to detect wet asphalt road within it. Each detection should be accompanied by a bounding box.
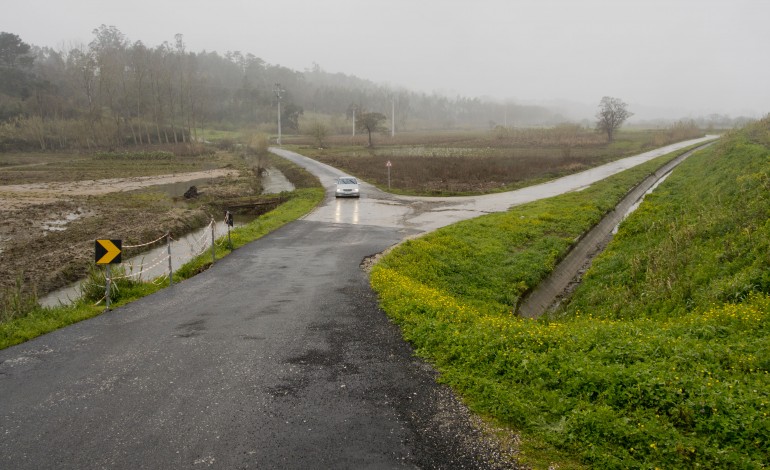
[1,176,520,467]
[0,137,715,469]
[1,219,511,469]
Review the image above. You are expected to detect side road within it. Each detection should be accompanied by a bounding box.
[272,135,717,232]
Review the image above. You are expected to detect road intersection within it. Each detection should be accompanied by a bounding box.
[0,137,713,469]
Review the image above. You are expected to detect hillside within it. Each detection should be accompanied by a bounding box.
[371,117,770,468]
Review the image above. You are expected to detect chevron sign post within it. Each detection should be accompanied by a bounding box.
[95,239,122,310]
[95,239,122,264]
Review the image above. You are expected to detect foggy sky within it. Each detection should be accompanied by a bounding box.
[4,0,769,120]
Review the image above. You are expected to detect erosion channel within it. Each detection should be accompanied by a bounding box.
[517,141,716,318]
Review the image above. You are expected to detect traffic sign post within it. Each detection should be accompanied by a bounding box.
[386,160,392,189]
[166,232,173,286]
[95,239,122,264]
[105,264,112,310]
[95,239,122,310]
[225,210,234,249]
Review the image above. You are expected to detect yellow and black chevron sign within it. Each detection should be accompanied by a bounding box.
[95,239,122,264]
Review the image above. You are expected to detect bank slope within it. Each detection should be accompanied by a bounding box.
[371,117,770,469]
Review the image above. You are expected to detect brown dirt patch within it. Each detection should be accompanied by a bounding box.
[0,168,238,211]
[0,167,257,299]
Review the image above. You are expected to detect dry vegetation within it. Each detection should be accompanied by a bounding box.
[0,144,270,300]
[290,124,704,195]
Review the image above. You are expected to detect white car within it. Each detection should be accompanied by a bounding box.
[335,176,360,198]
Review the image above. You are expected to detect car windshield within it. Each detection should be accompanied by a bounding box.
[338,178,357,185]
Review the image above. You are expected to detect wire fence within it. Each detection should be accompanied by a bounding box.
[95,219,230,309]
[123,232,168,249]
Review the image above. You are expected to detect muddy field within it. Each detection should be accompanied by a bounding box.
[0,148,269,299]
[289,128,704,195]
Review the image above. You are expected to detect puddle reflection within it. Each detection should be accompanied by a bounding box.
[334,198,360,225]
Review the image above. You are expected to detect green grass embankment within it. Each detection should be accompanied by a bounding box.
[371,119,769,469]
[0,183,324,350]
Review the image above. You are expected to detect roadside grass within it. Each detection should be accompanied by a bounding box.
[373,144,700,312]
[370,121,769,469]
[0,180,323,350]
[562,128,770,318]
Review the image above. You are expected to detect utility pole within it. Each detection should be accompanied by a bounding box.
[274,83,284,145]
[391,96,395,137]
[352,107,356,137]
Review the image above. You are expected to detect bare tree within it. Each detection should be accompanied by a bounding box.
[308,120,328,148]
[128,41,151,144]
[357,111,386,147]
[67,46,98,146]
[90,25,130,145]
[148,45,169,143]
[596,96,632,142]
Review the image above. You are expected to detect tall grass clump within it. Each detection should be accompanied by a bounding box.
[371,119,768,469]
[1,276,38,323]
[79,264,146,305]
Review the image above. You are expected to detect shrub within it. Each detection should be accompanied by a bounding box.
[79,264,143,305]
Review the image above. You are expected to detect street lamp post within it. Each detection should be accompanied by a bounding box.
[274,83,284,145]
[391,96,395,137]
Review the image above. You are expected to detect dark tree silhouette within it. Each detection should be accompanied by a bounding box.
[596,96,632,142]
[0,32,33,68]
[357,111,386,147]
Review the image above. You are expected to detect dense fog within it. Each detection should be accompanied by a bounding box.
[5,0,769,120]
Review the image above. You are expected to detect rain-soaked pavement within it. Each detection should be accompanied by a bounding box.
[0,136,715,470]
[272,135,716,232]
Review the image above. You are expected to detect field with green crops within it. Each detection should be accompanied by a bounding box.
[370,118,770,468]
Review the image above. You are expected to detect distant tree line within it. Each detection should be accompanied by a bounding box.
[0,27,566,151]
